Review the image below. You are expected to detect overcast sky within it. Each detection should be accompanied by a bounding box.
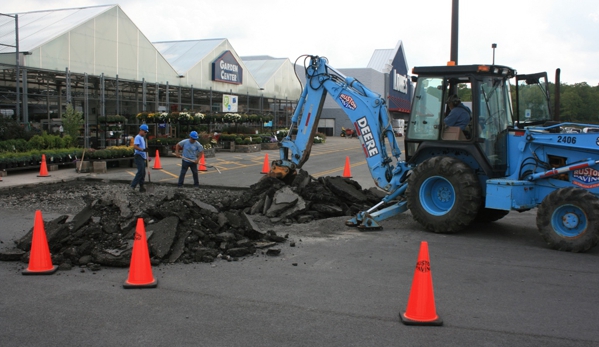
[5,0,599,86]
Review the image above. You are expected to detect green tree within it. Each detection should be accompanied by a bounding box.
[557,82,599,123]
[61,104,83,139]
[560,88,583,122]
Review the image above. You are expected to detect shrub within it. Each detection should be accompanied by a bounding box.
[222,125,254,134]
[62,135,75,148]
[61,104,84,138]
[234,137,243,144]
[0,116,30,141]
[0,139,30,152]
[53,136,65,149]
[221,134,236,142]
[28,135,46,150]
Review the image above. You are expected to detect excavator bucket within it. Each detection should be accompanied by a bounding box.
[267,162,292,179]
[265,161,297,185]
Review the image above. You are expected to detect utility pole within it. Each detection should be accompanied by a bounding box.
[450,0,459,65]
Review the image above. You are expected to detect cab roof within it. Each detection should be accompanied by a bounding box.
[412,65,516,78]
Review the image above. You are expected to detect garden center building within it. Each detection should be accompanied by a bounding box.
[0,4,412,146]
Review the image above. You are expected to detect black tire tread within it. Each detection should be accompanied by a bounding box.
[536,187,599,252]
[406,156,482,233]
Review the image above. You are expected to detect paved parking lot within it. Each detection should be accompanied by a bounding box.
[1,136,598,347]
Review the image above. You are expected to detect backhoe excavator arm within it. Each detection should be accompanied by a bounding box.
[269,56,412,229]
[271,56,410,192]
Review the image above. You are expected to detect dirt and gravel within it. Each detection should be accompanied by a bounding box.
[0,170,390,270]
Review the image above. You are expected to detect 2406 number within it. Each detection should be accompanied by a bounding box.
[557,136,577,144]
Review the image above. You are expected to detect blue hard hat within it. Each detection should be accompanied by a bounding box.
[190,131,199,139]
[140,124,149,131]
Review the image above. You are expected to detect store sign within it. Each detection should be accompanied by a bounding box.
[222,94,238,112]
[393,69,408,94]
[212,51,243,85]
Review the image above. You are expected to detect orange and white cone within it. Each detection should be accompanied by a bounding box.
[342,156,352,178]
[152,150,163,170]
[400,241,443,326]
[37,154,51,177]
[123,218,157,289]
[260,153,270,174]
[198,152,207,172]
[22,210,58,275]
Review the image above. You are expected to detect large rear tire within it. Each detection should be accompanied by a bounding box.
[536,187,599,252]
[407,156,482,233]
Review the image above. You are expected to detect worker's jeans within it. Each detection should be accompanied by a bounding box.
[178,160,199,187]
[131,154,146,188]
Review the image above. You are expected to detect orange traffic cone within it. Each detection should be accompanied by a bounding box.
[152,150,163,170]
[260,153,270,174]
[342,156,352,178]
[123,218,157,289]
[22,210,58,275]
[400,241,443,326]
[37,154,51,177]
[198,152,207,172]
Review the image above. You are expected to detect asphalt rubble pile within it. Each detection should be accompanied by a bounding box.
[0,169,384,270]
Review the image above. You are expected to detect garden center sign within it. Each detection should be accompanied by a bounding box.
[212,51,243,85]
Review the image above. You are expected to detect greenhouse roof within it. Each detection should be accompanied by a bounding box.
[241,56,287,86]
[153,39,226,75]
[0,5,115,54]
[367,40,408,74]
[367,49,394,73]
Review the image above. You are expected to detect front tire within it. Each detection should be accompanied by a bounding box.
[536,187,599,252]
[407,156,482,233]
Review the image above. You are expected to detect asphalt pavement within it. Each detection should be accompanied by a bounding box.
[1,136,599,347]
[0,136,377,190]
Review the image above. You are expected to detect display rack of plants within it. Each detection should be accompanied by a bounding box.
[0,149,82,171]
[215,134,237,151]
[234,135,263,153]
[148,138,180,157]
[84,147,134,161]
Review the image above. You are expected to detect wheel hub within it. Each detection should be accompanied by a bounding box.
[436,186,452,203]
[561,212,579,229]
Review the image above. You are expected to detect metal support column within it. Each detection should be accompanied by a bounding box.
[65,67,71,105]
[115,74,119,115]
[142,78,146,112]
[166,81,170,112]
[155,82,159,111]
[101,73,106,148]
[84,73,89,148]
[22,68,28,123]
[178,85,181,111]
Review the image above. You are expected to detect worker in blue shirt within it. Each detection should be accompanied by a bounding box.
[444,94,471,131]
[175,131,204,187]
[131,124,149,192]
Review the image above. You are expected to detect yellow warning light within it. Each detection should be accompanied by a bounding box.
[477,65,490,72]
[447,61,456,66]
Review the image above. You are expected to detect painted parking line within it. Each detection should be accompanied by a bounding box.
[311,160,368,177]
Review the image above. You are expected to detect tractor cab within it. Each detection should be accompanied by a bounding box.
[405,64,551,179]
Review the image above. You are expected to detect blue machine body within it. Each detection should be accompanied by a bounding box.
[270,55,599,251]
